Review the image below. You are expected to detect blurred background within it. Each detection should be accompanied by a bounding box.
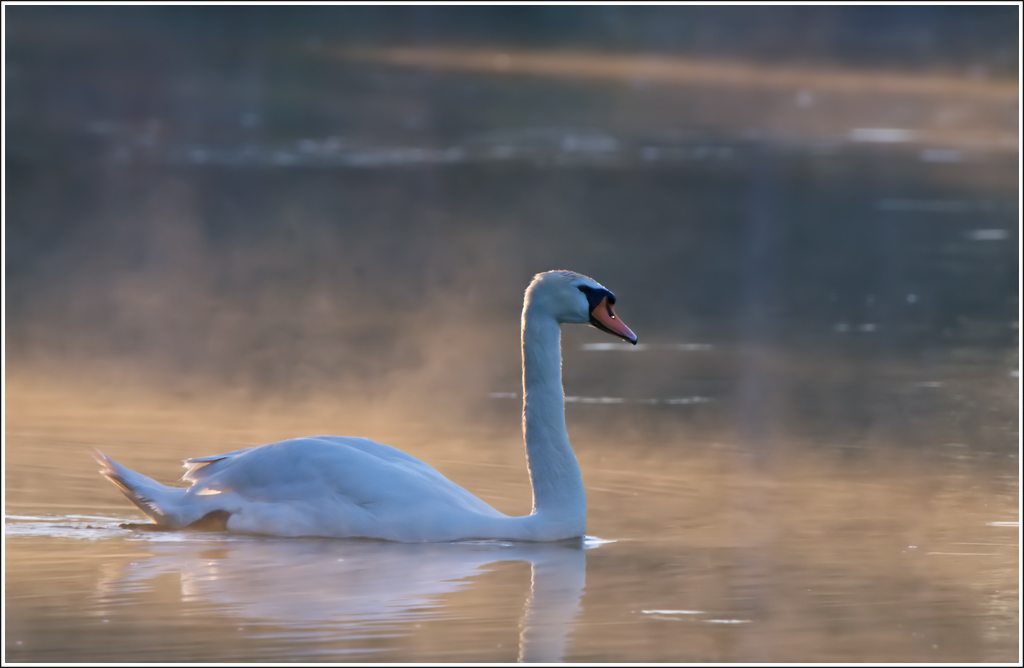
[4,6,1020,662]
[5,5,1019,452]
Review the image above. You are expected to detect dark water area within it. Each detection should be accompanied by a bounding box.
[6,7,1019,374]
[4,5,1020,664]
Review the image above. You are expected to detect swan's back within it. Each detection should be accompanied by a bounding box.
[184,437,447,488]
[189,437,501,512]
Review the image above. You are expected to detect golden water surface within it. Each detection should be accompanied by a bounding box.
[5,373,1018,663]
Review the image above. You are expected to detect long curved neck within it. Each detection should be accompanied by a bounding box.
[521,303,586,534]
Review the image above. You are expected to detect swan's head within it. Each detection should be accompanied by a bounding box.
[525,270,637,345]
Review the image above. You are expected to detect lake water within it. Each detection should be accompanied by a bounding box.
[5,362,1018,663]
[5,7,1019,663]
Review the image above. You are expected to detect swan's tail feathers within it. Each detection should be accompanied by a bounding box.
[93,450,186,528]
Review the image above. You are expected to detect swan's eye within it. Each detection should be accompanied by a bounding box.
[578,285,616,313]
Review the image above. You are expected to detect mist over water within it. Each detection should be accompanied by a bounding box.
[5,6,1019,663]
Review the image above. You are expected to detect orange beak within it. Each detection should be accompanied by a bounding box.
[590,296,637,345]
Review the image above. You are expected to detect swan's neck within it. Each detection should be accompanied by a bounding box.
[521,305,586,535]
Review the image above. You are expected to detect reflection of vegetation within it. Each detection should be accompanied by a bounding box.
[7,6,1019,78]
[345,46,1018,99]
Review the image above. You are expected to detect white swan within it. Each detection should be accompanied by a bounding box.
[94,270,637,542]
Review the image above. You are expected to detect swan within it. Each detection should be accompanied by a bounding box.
[94,270,637,542]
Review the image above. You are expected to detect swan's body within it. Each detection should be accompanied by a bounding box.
[95,270,636,542]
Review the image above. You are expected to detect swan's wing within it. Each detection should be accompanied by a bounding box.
[182,436,499,515]
[182,436,438,483]
[182,445,262,483]
[310,436,444,472]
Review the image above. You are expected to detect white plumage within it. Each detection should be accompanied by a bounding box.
[95,270,637,542]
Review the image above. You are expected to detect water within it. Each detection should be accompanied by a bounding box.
[5,372,1019,663]
[4,7,1019,663]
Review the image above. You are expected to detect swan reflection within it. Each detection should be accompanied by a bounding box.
[93,534,594,662]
